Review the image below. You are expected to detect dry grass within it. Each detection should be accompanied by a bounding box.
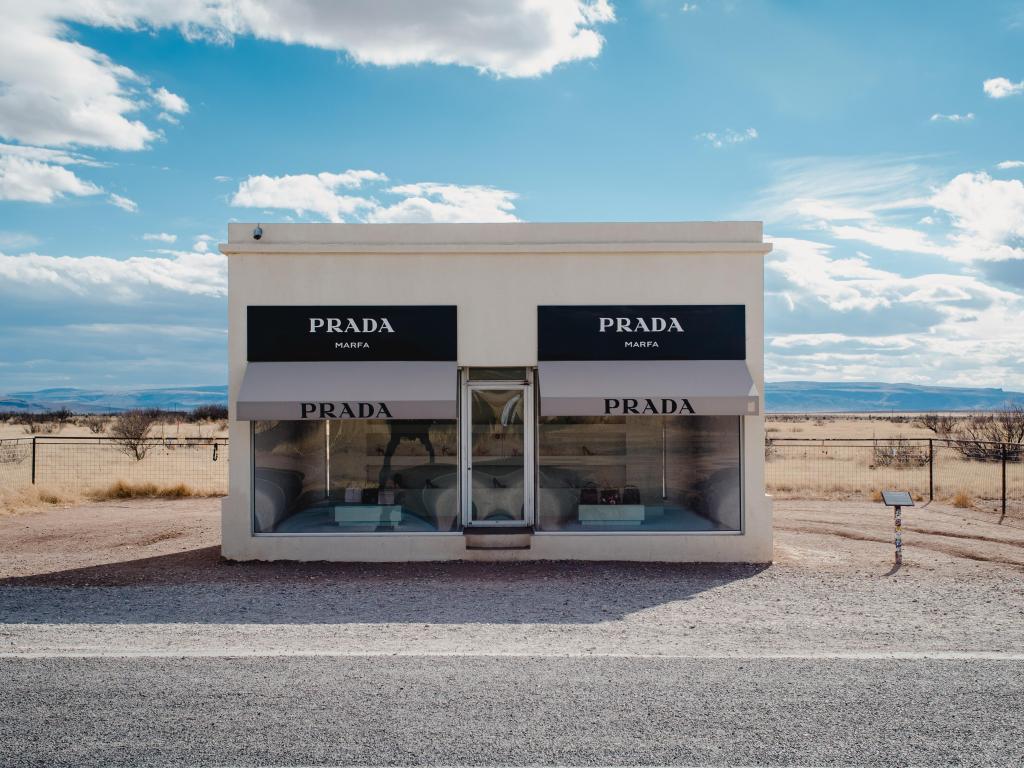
[0,480,221,515]
[88,480,203,501]
[0,485,81,515]
[953,490,973,509]
[0,419,228,440]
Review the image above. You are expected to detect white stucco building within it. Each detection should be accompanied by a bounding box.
[220,222,772,562]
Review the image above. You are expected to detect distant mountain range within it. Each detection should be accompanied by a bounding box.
[0,386,228,414]
[766,381,1024,413]
[1,381,1021,414]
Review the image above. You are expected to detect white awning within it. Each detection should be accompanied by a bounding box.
[237,361,457,420]
[538,360,759,417]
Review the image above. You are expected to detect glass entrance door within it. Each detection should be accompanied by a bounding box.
[462,383,533,527]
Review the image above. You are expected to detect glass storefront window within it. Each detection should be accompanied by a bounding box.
[253,419,459,533]
[537,415,741,532]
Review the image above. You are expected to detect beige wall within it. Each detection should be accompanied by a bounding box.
[222,222,773,562]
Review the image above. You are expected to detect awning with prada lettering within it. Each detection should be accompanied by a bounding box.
[236,361,457,420]
[537,360,759,417]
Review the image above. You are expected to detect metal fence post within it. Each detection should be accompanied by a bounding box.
[928,439,934,502]
[1002,445,1008,521]
[31,436,37,485]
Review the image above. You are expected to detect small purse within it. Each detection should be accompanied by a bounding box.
[622,485,641,505]
[579,482,599,505]
[344,487,361,503]
[361,487,378,504]
[377,489,396,505]
[600,488,621,505]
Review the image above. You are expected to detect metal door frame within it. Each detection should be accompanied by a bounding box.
[460,378,535,528]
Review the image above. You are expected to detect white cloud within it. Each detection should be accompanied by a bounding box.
[0,249,227,301]
[156,112,180,125]
[0,154,102,203]
[0,142,103,167]
[192,234,217,253]
[997,160,1024,170]
[231,170,385,222]
[0,7,157,150]
[695,127,758,148]
[983,76,1024,98]
[0,2,614,154]
[929,112,974,122]
[681,3,699,11]
[143,232,177,243]
[231,171,521,223]
[765,236,1024,388]
[151,86,188,115]
[369,183,519,223]
[0,231,40,250]
[753,157,1024,266]
[750,156,932,226]
[929,172,1024,262]
[108,193,138,212]
[214,175,231,182]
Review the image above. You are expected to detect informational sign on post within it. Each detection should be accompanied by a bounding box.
[881,490,914,565]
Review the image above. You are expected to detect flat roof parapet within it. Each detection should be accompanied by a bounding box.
[221,222,772,255]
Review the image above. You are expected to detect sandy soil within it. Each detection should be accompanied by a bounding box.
[1,497,1022,661]
[2,495,1022,582]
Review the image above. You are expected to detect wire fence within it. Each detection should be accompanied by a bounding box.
[3,434,1021,518]
[766,437,1023,518]
[0,436,228,495]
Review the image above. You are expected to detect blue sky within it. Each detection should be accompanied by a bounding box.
[1,0,1022,392]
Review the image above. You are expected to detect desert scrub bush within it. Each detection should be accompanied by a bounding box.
[953,405,1024,461]
[871,436,928,467]
[20,418,56,435]
[88,481,205,500]
[111,409,159,460]
[0,486,79,514]
[80,414,108,434]
[189,404,228,422]
[917,413,958,436]
[953,490,973,508]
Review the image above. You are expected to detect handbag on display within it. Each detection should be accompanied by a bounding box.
[344,487,362,503]
[622,485,641,505]
[377,489,396,505]
[579,482,599,505]
[361,487,378,504]
[600,488,621,505]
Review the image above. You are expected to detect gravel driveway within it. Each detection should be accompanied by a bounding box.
[1,497,1022,766]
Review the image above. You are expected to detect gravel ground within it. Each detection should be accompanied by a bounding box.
[1,497,1022,766]
[2,656,1022,767]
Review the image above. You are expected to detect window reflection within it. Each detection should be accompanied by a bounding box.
[537,416,741,532]
[253,419,459,533]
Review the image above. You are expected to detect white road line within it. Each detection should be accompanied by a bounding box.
[1,649,1022,660]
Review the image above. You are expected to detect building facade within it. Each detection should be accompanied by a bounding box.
[221,222,773,561]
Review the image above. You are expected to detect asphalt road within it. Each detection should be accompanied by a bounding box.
[2,654,1022,767]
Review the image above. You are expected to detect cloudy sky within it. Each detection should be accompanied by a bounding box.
[0,0,1022,393]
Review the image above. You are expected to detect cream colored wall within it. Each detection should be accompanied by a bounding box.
[222,223,771,562]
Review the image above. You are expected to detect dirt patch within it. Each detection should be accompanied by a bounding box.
[1,496,1023,586]
[773,499,1024,571]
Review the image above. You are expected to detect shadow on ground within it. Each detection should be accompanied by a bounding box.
[0,546,768,626]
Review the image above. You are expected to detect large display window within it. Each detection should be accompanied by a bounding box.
[537,415,741,532]
[253,419,459,533]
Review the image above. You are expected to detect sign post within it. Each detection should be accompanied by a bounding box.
[881,490,914,566]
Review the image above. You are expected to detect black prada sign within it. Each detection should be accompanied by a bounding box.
[538,305,745,361]
[247,305,457,362]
